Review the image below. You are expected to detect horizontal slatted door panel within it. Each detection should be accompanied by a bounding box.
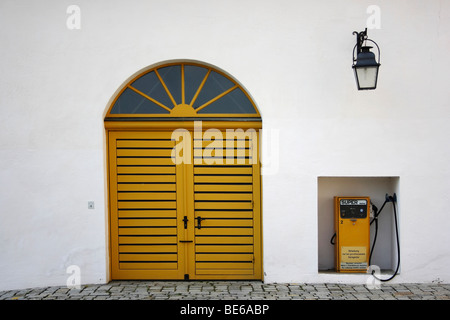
[193,130,258,277]
[109,131,183,279]
[193,131,257,165]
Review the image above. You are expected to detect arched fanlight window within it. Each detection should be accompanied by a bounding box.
[105,61,260,120]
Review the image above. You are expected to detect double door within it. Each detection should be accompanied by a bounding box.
[108,128,262,280]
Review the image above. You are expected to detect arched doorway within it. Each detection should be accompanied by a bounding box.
[105,61,262,280]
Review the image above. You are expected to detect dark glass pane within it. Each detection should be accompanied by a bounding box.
[130,71,173,109]
[197,88,257,114]
[157,65,181,105]
[192,71,235,109]
[184,65,208,105]
[110,88,170,114]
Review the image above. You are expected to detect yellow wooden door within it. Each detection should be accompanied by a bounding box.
[108,128,262,280]
[108,131,187,279]
[192,129,262,279]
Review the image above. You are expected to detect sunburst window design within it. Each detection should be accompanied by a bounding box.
[106,62,260,118]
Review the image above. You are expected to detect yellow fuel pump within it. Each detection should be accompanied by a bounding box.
[334,196,370,273]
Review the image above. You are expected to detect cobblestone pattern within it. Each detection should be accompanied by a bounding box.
[1,281,450,300]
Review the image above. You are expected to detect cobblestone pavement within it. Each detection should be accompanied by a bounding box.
[1,281,450,300]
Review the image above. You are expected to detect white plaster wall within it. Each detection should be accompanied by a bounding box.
[1,0,450,290]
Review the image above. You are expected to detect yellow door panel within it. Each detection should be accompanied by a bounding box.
[118,227,177,235]
[195,245,254,253]
[118,192,176,201]
[193,166,252,175]
[116,149,173,157]
[194,148,252,158]
[115,131,174,140]
[196,254,253,261]
[195,228,253,236]
[118,184,176,192]
[118,201,177,209]
[116,139,174,148]
[195,202,253,210]
[196,262,254,270]
[117,166,176,174]
[118,210,176,218]
[196,211,253,219]
[194,175,253,183]
[119,253,178,261]
[117,158,175,166]
[195,139,251,148]
[191,128,261,279]
[119,262,178,270]
[109,131,185,280]
[194,236,254,244]
[119,245,177,253]
[108,128,262,280]
[194,193,252,201]
[119,236,178,244]
[118,219,177,227]
[196,263,254,280]
[194,184,252,192]
[197,219,254,227]
[117,175,176,183]
[194,157,255,165]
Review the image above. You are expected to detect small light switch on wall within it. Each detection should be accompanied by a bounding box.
[88,201,95,209]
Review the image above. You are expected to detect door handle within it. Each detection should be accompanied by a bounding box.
[196,216,206,229]
[179,240,193,243]
[183,216,188,229]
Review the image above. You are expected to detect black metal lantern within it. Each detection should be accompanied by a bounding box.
[352,28,380,90]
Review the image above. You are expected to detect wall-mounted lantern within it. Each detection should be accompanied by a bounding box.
[352,28,381,90]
